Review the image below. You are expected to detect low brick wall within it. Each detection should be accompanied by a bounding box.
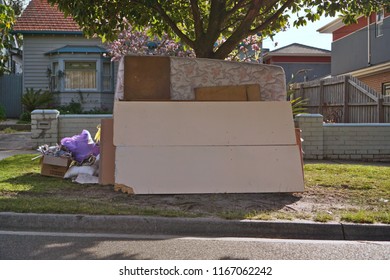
[295,114,390,161]
[58,115,112,140]
[31,109,112,147]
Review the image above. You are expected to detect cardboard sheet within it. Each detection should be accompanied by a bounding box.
[115,145,304,194]
[114,101,296,146]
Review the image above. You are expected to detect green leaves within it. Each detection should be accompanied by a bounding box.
[21,88,54,114]
[0,3,15,75]
[47,0,388,59]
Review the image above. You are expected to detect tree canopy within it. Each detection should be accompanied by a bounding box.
[0,0,23,75]
[48,0,388,59]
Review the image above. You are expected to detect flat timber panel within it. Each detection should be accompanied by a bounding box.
[123,56,171,100]
[195,84,261,101]
[115,145,304,194]
[99,118,115,185]
[114,101,296,146]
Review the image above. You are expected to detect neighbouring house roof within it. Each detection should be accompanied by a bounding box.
[317,18,345,34]
[12,0,82,34]
[264,43,331,58]
[45,45,107,55]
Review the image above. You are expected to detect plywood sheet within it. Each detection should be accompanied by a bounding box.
[99,118,115,185]
[115,145,304,194]
[123,56,171,101]
[194,84,261,101]
[114,101,296,146]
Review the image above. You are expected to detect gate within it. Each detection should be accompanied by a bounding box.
[0,74,23,118]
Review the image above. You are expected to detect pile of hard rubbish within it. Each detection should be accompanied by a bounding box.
[36,128,101,184]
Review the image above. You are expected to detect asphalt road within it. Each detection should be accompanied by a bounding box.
[1,230,389,260]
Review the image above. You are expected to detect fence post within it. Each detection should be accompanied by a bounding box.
[319,80,324,115]
[343,76,350,123]
[378,97,384,123]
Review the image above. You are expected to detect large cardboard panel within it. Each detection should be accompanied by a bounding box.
[194,84,261,101]
[123,56,171,101]
[115,145,304,194]
[114,101,296,146]
[99,118,116,185]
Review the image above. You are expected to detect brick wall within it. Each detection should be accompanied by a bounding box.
[358,70,390,94]
[294,114,323,159]
[58,115,112,140]
[296,114,390,161]
[31,110,112,147]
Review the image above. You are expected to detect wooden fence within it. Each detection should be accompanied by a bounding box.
[291,75,390,123]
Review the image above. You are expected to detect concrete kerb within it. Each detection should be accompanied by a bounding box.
[0,212,389,241]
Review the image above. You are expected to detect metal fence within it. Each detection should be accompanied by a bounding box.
[0,74,23,118]
[291,75,389,123]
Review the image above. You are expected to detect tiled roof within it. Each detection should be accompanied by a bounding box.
[266,43,331,56]
[13,0,81,33]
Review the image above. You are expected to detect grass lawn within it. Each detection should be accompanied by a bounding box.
[0,154,389,224]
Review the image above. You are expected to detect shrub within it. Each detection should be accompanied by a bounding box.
[21,88,53,113]
[19,111,31,122]
[57,100,83,114]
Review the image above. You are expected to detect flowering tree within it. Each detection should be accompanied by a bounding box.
[107,21,195,61]
[108,21,262,63]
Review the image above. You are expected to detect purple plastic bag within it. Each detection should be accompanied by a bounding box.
[60,130,100,163]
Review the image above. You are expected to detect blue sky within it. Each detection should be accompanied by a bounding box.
[262,15,338,51]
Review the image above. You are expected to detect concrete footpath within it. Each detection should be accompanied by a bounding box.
[0,212,389,241]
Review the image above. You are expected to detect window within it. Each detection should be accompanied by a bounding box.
[376,8,384,37]
[50,62,59,91]
[65,61,97,90]
[383,82,390,95]
[102,61,112,91]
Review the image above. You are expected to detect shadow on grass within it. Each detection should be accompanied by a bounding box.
[1,172,303,220]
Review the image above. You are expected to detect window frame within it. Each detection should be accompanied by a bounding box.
[48,56,114,93]
[64,60,98,91]
[376,8,384,37]
[383,82,390,96]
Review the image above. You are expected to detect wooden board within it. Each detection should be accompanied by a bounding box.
[99,118,115,185]
[114,101,296,146]
[115,145,304,194]
[195,84,261,101]
[123,56,171,101]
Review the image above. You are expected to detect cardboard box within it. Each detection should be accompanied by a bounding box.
[41,155,71,178]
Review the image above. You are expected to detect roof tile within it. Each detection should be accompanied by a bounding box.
[13,0,81,33]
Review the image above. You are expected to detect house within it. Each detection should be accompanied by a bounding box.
[318,8,390,95]
[262,43,331,84]
[12,0,115,111]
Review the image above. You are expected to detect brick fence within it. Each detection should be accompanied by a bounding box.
[31,110,390,161]
[31,109,111,147]
[295,114,390,161]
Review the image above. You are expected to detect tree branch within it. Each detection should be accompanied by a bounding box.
[226,0,250,18]
[190,0,204,39]
[248,0,295,35]
[206,0,227,39]
[151,1,195,48]
[214,0,262,58]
